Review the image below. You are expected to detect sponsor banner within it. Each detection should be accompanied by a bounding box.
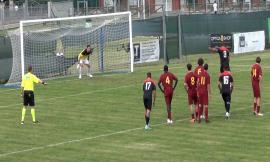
[209,34,233,50]
[134,39,160,64]
[233,31,265,54]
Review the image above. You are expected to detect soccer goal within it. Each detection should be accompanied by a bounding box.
[7,11,133,84]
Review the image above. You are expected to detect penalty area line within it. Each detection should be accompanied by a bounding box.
[0,117,189,158]
[0,106,265,158]
[0,84,137,108]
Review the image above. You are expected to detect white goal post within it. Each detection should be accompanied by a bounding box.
[7,11,133,84]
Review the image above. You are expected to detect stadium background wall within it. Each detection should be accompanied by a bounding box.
[1,11,270,81]
[166,11,270,59]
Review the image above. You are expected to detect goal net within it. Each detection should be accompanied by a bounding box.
[7,11,133,84]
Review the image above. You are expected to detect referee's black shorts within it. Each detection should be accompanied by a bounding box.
[23,91,35,106]
[143,97,152,110]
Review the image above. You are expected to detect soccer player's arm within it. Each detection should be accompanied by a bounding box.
[250,66,254,82]
[207,76,211,95]
[208,46,218,53]
[230,76,234,94]
[142,83,145,95]
[152,83,156,106]
[21,79,25,97]
[33,75,46,85]
[259,67,263,81]
[173,74,178,90]
[258,67,262,89]
[78,53,82,62]
[218,76,222,94]
[184,76,189,93]
[158,76,164,93]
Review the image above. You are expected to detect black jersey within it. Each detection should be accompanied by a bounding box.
[219,71,233,94]
[143,78,156,99]
[217,47,230,66]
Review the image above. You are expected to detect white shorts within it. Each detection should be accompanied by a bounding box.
[79,59,90,65]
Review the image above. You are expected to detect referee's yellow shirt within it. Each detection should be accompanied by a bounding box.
[21,72,41,91]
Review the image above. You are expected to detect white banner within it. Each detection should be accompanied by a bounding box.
[233,31,265,54]
[134,39,160,64]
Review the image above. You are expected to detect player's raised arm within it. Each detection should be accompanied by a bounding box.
[208,46,218,53]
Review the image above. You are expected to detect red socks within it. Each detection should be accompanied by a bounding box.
[205,107,208,120]
[168,112,172,120]
[257,106,260,113]
[253,103,257,112]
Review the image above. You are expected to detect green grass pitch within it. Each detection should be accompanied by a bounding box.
[0,51,270,162]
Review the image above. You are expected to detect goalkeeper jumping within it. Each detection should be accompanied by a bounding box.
[77,45,93,79]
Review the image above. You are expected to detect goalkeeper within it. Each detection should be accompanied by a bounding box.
[77,45,93,79]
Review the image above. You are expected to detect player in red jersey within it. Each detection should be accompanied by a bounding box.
[194,58,204,120]
[158,65,178,124]
[197,63,211,123]
[143,72,156,130]
[184,63,197,123]
[194,58,205,78]
[251,57,263,116]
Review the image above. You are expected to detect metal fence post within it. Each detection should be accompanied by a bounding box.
[114,0,117,12]
[142,0,145,19]
[178,12,183,60]
[48,1,51,18]
[0,3,4,27]
[162,2,167,64]
[193,0,195,12]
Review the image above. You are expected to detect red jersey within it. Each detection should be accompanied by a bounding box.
[197,71,210,94]
[184,71,197,93]
[194,65,205,78]
[159,72,177,91]
[251,63,262,82]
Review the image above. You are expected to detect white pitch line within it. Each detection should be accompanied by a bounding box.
[1,80,269,108]
[0,117,188,158]
[0,84,137,108]
[0,105,268,158]
[232,65,270,68]
[0,65,177,94]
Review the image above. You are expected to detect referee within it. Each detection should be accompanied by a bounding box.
[21,65,46,124]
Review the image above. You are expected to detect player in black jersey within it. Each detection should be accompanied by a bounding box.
[143,72,156,130]
[218,66,234,119]
[209,45,230,73]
